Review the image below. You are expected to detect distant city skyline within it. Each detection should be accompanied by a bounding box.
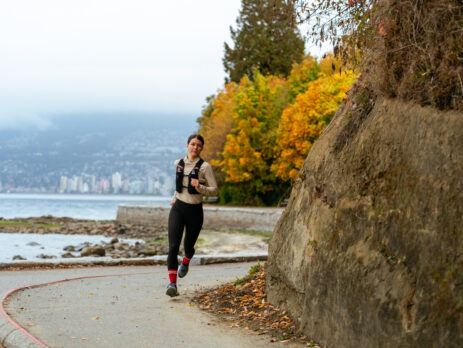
[1,170,175,196]
[0,113,192,196]
[57,171,174,196]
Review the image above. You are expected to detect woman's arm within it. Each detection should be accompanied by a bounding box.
[170,159,180,205]
[197,163,218,196]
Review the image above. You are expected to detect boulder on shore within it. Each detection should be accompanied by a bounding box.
[80,246,106,257]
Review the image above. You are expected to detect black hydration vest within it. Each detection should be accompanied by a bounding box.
[175,158,204,194]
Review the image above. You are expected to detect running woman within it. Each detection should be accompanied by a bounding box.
[166,134,218,297]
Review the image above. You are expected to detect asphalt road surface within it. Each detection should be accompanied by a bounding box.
[1,263,303,348]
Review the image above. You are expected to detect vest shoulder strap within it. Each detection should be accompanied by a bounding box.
[194,158,204,170]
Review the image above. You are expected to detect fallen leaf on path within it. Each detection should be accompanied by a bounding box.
[92,316,100,320]
[192,264,319,346]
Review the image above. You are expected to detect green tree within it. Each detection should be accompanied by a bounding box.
[223,0,305,83]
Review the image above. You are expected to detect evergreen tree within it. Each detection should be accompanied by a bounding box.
[223,0,305,83]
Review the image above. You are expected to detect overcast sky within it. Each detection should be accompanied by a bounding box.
[0,0,329,130]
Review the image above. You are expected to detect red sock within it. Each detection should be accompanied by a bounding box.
[183,256,191,265]
[168,269,177,283]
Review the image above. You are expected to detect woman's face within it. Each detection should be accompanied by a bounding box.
[187,138,203,159]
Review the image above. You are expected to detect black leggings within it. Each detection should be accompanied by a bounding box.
[167,199,204,270]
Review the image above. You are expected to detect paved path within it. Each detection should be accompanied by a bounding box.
[0,264,302,348]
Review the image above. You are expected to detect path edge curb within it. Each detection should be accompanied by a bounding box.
[0,253,267,270]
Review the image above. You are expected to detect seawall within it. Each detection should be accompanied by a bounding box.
[116,204,283,231]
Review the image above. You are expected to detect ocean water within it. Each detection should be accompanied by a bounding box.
[0,193,170,220]
[0,194,169,263]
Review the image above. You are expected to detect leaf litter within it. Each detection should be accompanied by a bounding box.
[192,263,323,347]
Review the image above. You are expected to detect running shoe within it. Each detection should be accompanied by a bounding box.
[166,282,179,297]
[178,263,189,278]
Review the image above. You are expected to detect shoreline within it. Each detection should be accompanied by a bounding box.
[0,216,271,266]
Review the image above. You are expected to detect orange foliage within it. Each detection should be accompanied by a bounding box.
[199,83,237,167]
[272,71,357,181]
[197,53,357,204]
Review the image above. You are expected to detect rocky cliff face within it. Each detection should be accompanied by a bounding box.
[267,96,463,347]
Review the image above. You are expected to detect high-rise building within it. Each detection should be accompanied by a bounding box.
[66,177,76,192]
[82,182,89,193]
[112,172,122,193]
[146,178,154,194]
[102,179,110,193]
[59,176,67,193]
[122,180,130,193]
[76,176,83,193]
[90,175,96,193]
[129,180,144,195]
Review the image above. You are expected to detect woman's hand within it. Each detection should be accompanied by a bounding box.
[190,178,200,189]
[170,199,176,206]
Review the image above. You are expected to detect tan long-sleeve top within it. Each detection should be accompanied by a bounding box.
[171,156,218,205]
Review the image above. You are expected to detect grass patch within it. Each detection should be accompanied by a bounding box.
[234,277,247,285]
[248,263,261,275]
[0,221,31,226]
[36,223,60,228]
[145,237,168,245]
[222,229,273,242]
[234,263,262,285]
[0,221,60,228]
[196,237,206,245]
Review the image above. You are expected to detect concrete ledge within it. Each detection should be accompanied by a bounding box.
[0,253,268,270]
[116,204,283,231]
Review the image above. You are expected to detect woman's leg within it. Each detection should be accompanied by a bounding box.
[183,204,204,260]
[167,204,185,275]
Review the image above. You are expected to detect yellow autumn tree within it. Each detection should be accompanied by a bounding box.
[272,70,357,181]
[318,52,345,76]
[287,54,320,98]
[219,70,290,205]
